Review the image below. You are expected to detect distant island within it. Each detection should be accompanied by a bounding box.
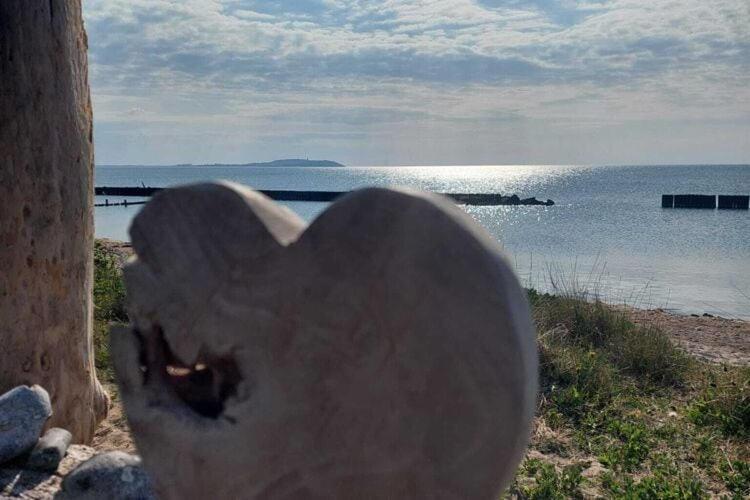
[197,159,344,168]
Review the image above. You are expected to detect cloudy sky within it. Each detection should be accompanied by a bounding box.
[84,0,749,166]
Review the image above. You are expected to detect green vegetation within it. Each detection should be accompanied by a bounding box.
[93,241,127,383]
[510,290,749,498]
[687,367,750,439]
[92,242,749,497]
[519,459,587,499]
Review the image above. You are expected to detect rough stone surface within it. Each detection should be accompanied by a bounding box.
[0,0,109,443]
[26,429,72,473]
[112,182,538,499]
[0,445,95,499]
[55,451,154,500]
[0,386,52,465]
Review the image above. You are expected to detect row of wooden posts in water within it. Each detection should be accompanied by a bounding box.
[94,186,555,207]
[94,199,148,207]
[95,188,750,210]
[661,194,749,209]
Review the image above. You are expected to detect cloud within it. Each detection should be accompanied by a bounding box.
[83,0,750,164]
[85,0,747,85]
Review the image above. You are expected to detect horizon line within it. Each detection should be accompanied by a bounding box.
[95,162,750,168]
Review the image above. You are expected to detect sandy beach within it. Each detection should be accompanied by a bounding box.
[624,306,750,366]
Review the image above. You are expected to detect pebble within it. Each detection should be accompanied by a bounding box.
[0,445,95,498]
[57,451,156,500]
[26,427,72,472]
[0,385,52,464]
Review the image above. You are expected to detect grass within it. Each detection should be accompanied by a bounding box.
[687,367,750,439]
[518,458,587,499]
[511,289,749,498]
[93,240,127,383]
[92,242,749,498]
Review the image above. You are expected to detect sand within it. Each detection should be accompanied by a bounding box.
[623,306,750,366]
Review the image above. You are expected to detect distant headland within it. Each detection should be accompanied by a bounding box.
[172,159,345,168]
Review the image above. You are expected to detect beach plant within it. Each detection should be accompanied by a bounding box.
[518,458,586,499]
[540,341,620,424]
[720,459,750,498]
[598,419,651,472]
[527,281,749,497]
[688,366,750,438]
[601,469,706,499]
[692,433,717,469]
[93,241,128,382]
[601,452,708,499]
[534,290,689,388]
[93,241,127,322]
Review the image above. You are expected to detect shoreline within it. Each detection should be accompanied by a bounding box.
[89,239,749,498]
[621,305,750,366]
[96,238,750,366]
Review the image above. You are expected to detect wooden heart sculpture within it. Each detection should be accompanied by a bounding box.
[111,182,537,499]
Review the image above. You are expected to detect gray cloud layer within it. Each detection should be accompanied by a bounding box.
[84,0,750,165]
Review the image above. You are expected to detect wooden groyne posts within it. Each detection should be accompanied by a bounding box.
[662,194,749,209]
[94,199,148,208]
[95,187,555,207]
[665,194,716,209]
[718,195,750,210]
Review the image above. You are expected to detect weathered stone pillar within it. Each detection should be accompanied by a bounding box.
[0,0,108,443]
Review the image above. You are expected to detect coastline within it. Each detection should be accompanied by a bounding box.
[91,238,749,497]
[94,164,750,321]
[95,238,750,366]
[622,306,750,366]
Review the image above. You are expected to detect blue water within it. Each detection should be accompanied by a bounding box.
[95,164,750,319]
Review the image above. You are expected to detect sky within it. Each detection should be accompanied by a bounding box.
[84,0,750,166]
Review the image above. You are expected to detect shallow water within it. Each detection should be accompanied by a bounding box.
[95,164,750,319]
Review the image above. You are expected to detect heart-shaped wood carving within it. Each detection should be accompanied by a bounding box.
[111,182,537,499]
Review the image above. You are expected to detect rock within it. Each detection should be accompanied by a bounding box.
[0,465,59,499]
[702,312,714,318]
[519,196,555,206]
[0,445,95,499]
[57,445,97,477]
[0,385,52,464]
[56,451,155,500]
[26,428,72,472]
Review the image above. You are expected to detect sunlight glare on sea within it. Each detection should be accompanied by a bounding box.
[94,164,750,319]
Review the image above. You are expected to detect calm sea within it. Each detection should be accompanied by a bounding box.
[95,164,750,319]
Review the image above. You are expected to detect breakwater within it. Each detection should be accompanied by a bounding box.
[94,199,148,207]
[662,194,749,209]
[95,187,555,207]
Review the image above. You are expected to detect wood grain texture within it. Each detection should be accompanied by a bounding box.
[0,0,108,443]
[112,182,537,499]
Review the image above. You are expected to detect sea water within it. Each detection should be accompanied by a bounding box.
[94,164,750,319]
